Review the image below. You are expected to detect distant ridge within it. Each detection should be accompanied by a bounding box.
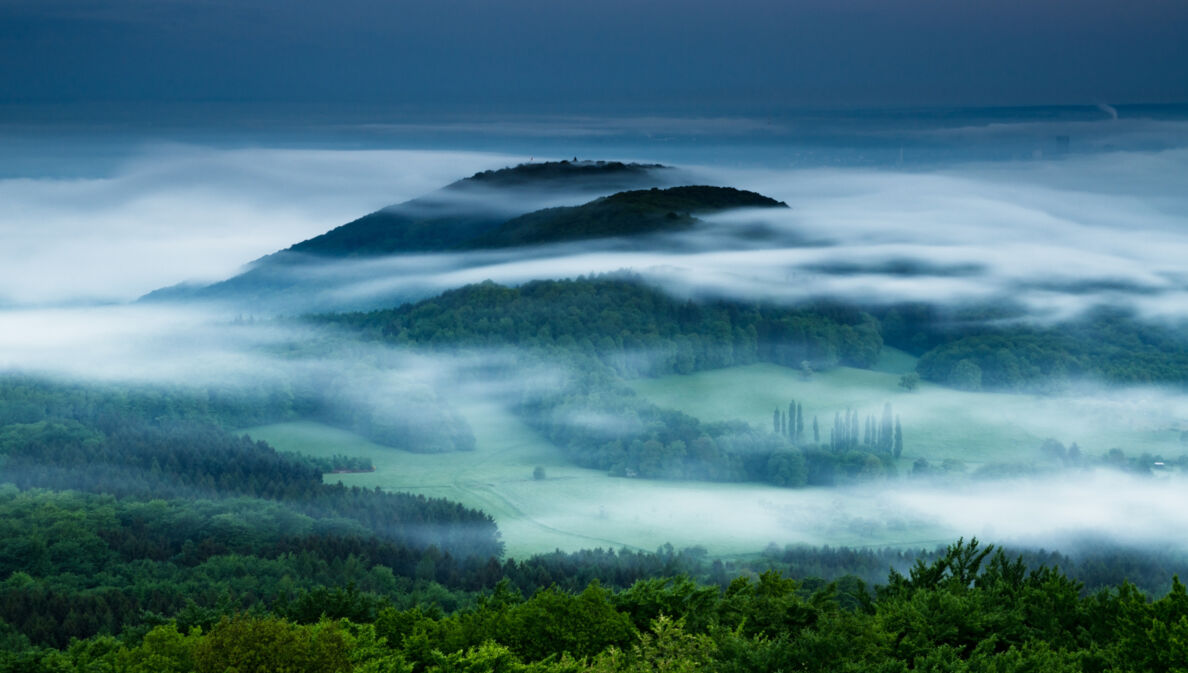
[142,161,786,311]
[284,160,672,257]
[468,185,787,248]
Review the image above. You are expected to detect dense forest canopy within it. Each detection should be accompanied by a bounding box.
[3,534,1187,672]
[320,275,1188,391]
[315,275,882,375]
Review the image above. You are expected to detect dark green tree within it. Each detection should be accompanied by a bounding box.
[894,416,903,457]
[898,372,920,392]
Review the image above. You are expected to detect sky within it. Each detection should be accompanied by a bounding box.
[1,0,1186,109]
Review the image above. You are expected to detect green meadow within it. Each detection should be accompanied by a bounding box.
[244,398,954,558]
[629,348,1186,467]
[244,348,1185,558]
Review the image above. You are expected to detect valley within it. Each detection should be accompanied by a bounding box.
[244,346,1186,559]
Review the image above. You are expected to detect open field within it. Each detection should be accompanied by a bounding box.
[244,351,1188,559]
[628,349,1188,468]
[243,397,957,559]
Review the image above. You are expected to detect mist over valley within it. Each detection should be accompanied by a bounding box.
[3,105,1188,668]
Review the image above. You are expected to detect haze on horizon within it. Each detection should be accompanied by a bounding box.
[1,0,1186,110]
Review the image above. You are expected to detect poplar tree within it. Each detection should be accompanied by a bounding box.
[881,403,894,452]
[812,415,820,444]
[894,416,903,457]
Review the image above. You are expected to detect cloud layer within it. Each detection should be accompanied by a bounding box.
[0,146,518,305]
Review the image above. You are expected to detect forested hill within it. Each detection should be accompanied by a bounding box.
[466,185,785,248]
[141,165,788,309]
[283,160,673,258]
[313,275,883,375]
[141,160,684,306]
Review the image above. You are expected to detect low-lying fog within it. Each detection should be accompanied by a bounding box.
[241,146,1188,321]
[504,468,1188,556]
[0,147,520,306]
[2,117,1188,557]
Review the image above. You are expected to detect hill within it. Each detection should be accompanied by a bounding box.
[467,185,786,248]
[285,160,673,258]
[142,163,788,312]
[142,160,676,307]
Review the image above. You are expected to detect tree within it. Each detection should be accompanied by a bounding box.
[800,360,814,380]
[194,616,351,673]
[533,466,546,480]
[1039,438,1066,463]
[880,403,894,452]
[812,416,819,444]
[894,417,903,458]
[1067,442,1082,465]
[796,403,804,441]
[912,457,930,475]
[898,373,920,392]
[950,359,983,391]
[767,451,807,487]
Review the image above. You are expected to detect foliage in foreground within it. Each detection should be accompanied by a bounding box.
[3,540,1187,673]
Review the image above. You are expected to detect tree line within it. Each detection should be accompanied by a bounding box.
[4,538,1188,672]
[319,277,1188,393]
[313,275,885,376]
[881,304,1188,390]
[0,378,501,561]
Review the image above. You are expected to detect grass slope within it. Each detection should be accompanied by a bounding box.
[628,348,1186,467]
[242,389,951,558]
[242,348,1186,558]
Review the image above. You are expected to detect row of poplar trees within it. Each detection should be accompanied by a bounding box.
[774,400,902,457]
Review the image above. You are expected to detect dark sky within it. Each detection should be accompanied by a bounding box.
[1,0,1186,109]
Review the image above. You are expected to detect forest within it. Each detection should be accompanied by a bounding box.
[3,368,1187,670]
[321,275,1188,391]
[880,305,1188,390]
[309,274,1188,486]
[316,275,884,375]
[3,537,1187,673]
[8,204,1188,668]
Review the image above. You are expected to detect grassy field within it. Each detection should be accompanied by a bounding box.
[628,348,1187,467]
[243,348,1186,559]
[243,393,955,559]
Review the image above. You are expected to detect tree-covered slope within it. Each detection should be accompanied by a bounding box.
[284,160,673,258]
[467,186,786,248]
[880,304,1188,390]
[0,377,500,559]
[141,160,677,306]
[315,275,881,375]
